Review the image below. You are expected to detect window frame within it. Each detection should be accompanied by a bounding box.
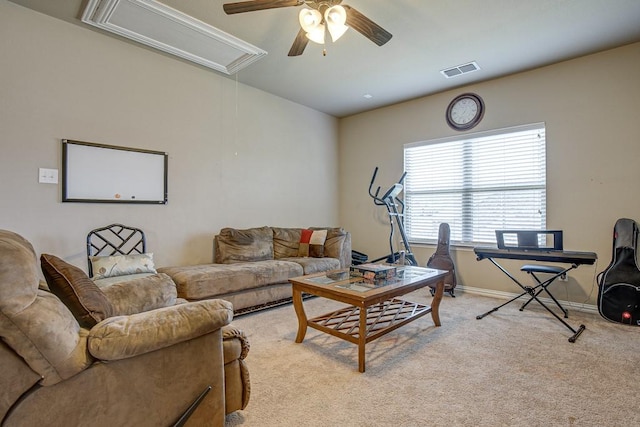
[403,123,547,247]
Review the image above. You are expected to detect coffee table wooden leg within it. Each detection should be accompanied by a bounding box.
[292,287,308,343]
[358,306,367,373]
[430,279,444,327]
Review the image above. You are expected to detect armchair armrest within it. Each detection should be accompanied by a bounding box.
[88,299,233,361]
[99,273,178,315]
[222,324,250,360]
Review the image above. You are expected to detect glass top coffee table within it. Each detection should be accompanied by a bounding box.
[289,266,447,372]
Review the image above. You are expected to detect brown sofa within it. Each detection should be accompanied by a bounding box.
[158,226,351,313]
[0,229,249,426]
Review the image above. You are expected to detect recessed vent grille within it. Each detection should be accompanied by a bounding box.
[440,61,480,78]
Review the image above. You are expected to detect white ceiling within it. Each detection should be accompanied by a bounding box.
[8,0,640,117]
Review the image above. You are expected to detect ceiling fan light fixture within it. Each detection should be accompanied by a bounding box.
[299,8,325,44]
[327,23,348,42]
[299,8,322,33]
[221,0,392,57]
[325,5,348,42]
[305,25,326,44]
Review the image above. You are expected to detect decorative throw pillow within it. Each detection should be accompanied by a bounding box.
[41,254,114,328]
[90,253,156,279]
[298,229,327,258]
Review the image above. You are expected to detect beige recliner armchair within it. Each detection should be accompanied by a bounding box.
[0,230,248,426]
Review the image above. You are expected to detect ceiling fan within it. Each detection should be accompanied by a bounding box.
[223,0,393,56]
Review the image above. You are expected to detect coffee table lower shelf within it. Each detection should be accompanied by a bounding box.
[300,297,439,372]
[307,298,434,344]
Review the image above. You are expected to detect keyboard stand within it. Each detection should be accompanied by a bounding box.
[473,247,597,343]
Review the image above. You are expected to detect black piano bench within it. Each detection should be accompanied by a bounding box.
[520,264,568,318]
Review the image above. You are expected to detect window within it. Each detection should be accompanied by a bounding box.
[403,123,546,246]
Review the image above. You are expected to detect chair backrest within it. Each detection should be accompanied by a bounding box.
[0,230,90,386]
[87,224,146,276]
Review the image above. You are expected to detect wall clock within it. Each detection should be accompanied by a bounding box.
[446,93,485,131]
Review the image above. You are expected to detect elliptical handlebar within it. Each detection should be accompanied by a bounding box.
[368,167,384,205]
[366,166,417,266]
[369,166,405,206]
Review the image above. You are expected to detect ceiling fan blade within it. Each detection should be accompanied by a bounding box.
[223,0,301,15]
[343,5,393,46]
[288,28,309,56]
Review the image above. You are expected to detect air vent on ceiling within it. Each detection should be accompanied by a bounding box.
[440,61,480,79]
[81,0,267,75]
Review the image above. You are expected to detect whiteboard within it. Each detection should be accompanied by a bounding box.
[62,139,168,204]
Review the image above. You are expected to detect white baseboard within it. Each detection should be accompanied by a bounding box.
[456,285,598,315]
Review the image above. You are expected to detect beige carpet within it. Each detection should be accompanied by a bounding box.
[224,290,640,427]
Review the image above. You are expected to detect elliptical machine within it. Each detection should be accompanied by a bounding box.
[368,167,417,266]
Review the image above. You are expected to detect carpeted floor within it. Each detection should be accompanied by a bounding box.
[224,290,640,427]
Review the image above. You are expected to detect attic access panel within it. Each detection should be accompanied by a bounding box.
[62,139,168,204]
[81,0,267,74]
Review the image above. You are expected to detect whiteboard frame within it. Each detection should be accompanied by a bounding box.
[62,139,168,204]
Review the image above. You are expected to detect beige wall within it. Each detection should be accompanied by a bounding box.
[3,1,640,305]
[0,1,339,269]
[339,42,640,304]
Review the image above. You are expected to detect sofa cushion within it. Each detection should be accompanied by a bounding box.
[298,229,327,258]
[40,254,114,328]
[98,273,178,316]
[273,227,302,259]
[215,226,274,263]
[90,253,156,280]
[282,256,341,275]
[158,260,303,301]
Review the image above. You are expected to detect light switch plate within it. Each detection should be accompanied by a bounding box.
[39,168,58,184]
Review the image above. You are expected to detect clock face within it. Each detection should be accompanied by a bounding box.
[446,93,484,130]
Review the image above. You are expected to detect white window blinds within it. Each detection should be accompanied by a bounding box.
[403,123,546,245]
